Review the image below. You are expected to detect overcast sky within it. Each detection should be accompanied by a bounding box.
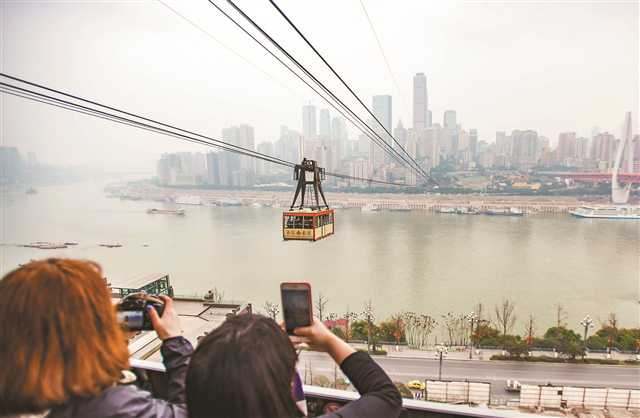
[1,0,638,171]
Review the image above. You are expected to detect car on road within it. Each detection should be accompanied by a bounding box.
[407,380,426,390]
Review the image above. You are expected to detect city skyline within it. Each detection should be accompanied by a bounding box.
[2,1,637,170]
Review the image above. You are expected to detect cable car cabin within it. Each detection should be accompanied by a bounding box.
[283,209,334,241]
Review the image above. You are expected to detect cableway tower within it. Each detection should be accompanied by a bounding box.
[282,159,334,241]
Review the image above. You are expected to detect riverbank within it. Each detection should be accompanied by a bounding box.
[110,181,618,214]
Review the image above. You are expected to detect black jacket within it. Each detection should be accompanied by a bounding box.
[318,351,402,418]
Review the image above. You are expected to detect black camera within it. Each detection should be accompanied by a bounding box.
[116,293,164,331]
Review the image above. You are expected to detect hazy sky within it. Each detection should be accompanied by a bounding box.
[1,0,638,171]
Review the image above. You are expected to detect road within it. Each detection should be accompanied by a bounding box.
[298,351,640,400]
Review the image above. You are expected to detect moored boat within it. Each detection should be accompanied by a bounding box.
[569,205,640,219]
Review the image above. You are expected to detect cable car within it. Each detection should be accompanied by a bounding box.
[283,159,334,242]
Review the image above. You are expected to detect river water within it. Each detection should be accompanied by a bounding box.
[1,180,638,332]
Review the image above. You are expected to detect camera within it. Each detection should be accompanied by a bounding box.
[116,293,164,331]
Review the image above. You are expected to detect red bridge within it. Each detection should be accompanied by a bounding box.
[544,172,640,184]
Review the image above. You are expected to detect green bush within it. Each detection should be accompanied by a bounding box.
[357,348,387,356]
[311,375,332,388]
[394,382,414,399]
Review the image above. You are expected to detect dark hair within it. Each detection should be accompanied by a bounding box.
[0,258,129,415]
[186,314,299,418]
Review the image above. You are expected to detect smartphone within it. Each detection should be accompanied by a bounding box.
[281,282,313,335]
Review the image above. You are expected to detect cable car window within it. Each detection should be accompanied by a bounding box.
[303,216,313,228]
[294,216,303,228]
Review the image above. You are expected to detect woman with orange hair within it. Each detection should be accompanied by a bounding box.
[0,258,190,418]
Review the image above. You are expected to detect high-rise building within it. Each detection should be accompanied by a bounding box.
[222,124,256,186]
[255,142,275,176]
[576,137,590,161]
[205,152,221,185]
[393,120,408,151]
[319,108,331,138]
[511,130,540,169]
[557,132,577,164]
[443,110,457,128]
[302,104,317,138]
[331,116,348,161]
[372,95,392,146]
[412,73,428,130]
[469,129,478,159]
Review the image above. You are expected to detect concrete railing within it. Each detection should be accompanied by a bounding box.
[129,358,552,418]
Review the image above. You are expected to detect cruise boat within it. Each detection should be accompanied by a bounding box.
[217,198,242,207]
[455,207,480,215]
[361,203,380,212]
[569,205,640,219]
[485,207,524,216]
[436,207,456,214]
[174,195,202,205]
[147,208,186,216]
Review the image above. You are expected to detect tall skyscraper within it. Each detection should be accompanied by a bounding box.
[443,110,457,128]
[302,104,317,138]
[469,129,478,159]
[319,108,331,138]
[557,132,577,164]
[393,120,408,151]
[412,73,428,130]
[372,95,392,148]
[372,95,392,132]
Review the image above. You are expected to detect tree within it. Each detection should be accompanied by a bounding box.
[263,301,279,321]
[315,293,328,321]
[350,320,368,341]
[331,327,345,340]
[441,312,459,346]
[379,319,405,344]
[506,340,529,358]
[402,312,437,349]
[544,326,584,359]
[362,300,376,352]
[524,314,536,345]
[555,304,568,329]
[494,299,517,349]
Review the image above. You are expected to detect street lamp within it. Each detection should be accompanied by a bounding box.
[579,314,595,360]
[465,312,478,359]
[435,345,448,381]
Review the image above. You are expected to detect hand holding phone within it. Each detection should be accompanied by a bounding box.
[280,282,313,335]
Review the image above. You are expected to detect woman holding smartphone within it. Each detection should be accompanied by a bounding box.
[186,314,402,418]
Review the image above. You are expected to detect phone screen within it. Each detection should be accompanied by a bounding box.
[282,288,311,334]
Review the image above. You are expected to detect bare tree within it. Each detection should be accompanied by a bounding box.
[329,308,359,342]
[494,299,517,349]
[441,312,458,346]
[555,304,568,328]
[402,312,437,349]
[524,314,536,345]
[361,301,375,352]
[264,301,279,321]
[315,293,328,321]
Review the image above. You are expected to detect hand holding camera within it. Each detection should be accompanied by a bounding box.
[117,293,181,340]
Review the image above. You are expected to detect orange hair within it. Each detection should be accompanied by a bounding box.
[0,258,129,414]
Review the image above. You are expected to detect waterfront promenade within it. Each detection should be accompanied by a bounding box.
[113,182,617,214]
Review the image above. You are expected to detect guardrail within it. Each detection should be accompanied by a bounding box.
[519,384,640,410]
[129,359,550,417]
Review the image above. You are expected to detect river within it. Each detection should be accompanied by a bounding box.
[1,180,638,333]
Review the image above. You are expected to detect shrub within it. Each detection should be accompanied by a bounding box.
[311,375,331,388]
[394,382,414,399]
